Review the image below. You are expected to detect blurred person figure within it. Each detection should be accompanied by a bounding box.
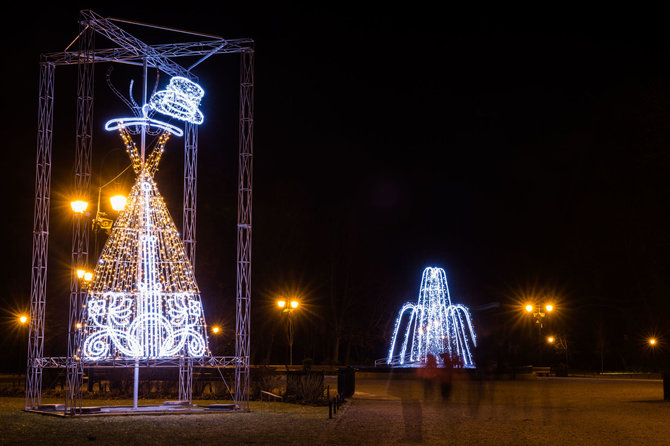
[439,352,454,401]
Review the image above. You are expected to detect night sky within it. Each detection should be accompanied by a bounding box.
[2,5,669,371]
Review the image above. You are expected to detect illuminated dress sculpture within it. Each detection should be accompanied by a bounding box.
[82,77,209,360]
[387,267,477,368]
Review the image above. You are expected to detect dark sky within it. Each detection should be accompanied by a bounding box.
[2,4,670,368]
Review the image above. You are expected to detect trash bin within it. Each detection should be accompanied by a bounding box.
[337,367,356,398]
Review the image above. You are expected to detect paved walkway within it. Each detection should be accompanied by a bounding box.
[319,375,669,445]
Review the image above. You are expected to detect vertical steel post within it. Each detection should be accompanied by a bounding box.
[66,22,94,415]
[183,121,198,267]
[180,121,198,403]
[178,356,193,403]
[25,59,55,410]
[235,49,254,410]
[133,360,139,409]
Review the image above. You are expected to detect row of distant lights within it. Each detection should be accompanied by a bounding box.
[17,312,222,335]
[546,335,659,346]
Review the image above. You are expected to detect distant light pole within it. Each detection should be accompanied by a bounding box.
[16,314,29,374]
[277,299,299,366]
[547,334,570,374]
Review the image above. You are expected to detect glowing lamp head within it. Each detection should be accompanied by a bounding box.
[83,272,93,282]
[76,322,82,329]
[212,326,221,334]
[547,336,555,344]
[525,304,533,313]
[545,304,554,312]
[290,300,299,309]
[649,338,657,346]
[76,269,86,279]
[277,300,286,308]
[110,195,127,212]
[19,315,28,324]
[70,200,88,213]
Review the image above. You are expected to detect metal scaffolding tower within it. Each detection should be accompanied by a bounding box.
[25,9,254,414]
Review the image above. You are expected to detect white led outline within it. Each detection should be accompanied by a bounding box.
[387,267,477,368]
[81,151,208,360]
[149,76,205,125]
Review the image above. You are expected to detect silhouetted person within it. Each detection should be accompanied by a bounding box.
[421,354,438,400]
[439,352,454,400]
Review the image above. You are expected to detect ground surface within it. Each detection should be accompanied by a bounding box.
[1,374,668,445]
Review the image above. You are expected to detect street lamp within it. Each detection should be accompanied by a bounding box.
[76,269,93,283]
[524,301,556,364]
[649,337,657,347]
[524,302,555,330]
[91,164,131,235]
[70,200,89,214]
[109,195,127,212]
[278,298,299,366]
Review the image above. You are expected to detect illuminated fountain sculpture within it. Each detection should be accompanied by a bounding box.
[82,76,209,360]
[387,267,477,368]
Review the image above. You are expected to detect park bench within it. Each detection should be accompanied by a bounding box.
[532,366,552,376]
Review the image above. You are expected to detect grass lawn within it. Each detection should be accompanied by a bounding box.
[0,397,333,445]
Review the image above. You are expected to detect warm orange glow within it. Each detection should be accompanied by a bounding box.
[212,326,221,334]
[277,300,286,308]
[76,322,82,329]
[547,336,555,343]
[545,304,554,312]
[290,300,299,309]
[70,200,88,213]
[76,269,86,279]
[19,315,28,324]
[110,195,127,212]
[649,338,657,346]
[83,272,93,282]
[525,304,533,313]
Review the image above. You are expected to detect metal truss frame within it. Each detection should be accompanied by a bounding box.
[25,9,254,414]
[33,356,241,369]
[66,21,94,415]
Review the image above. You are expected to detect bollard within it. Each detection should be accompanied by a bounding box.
[328,400,332,419]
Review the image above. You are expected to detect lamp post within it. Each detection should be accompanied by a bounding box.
[524,302,555,364]
[17,315,29,375]
[277,299,299,366]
